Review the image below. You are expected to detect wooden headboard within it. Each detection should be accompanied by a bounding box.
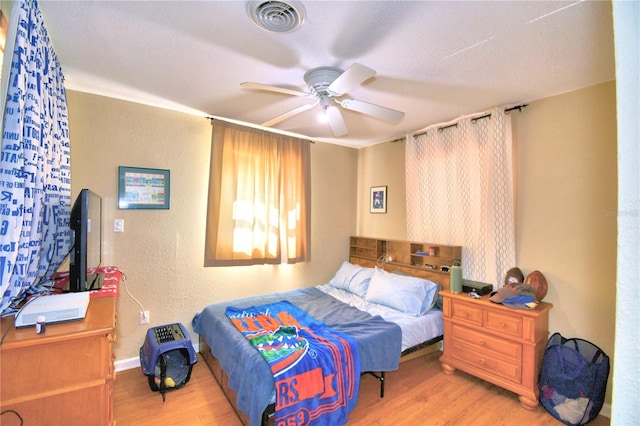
[348,236,462,292]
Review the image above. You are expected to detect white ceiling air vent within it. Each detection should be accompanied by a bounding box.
[248,0,306,34]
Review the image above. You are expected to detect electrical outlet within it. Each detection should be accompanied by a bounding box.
[139,311,149,324]
[385,255,392,262]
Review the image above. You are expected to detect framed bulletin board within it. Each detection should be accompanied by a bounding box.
[118,166,170,209]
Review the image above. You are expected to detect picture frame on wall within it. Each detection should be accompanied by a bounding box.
[118,166,170,209]
[370,186,387,214]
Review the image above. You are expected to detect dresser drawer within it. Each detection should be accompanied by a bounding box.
[1,336,108,401]
[451,340,522,384]
[451,324,522,361]
[451,299,483,325]
[485,309,523,338]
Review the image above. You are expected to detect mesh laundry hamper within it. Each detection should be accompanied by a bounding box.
[539,333,609,425]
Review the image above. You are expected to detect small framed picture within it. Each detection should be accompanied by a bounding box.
[118,166,170,209]
[370,186,387,214]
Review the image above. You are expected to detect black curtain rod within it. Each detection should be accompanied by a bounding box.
[505,104,528,113]
[425,104,528,134]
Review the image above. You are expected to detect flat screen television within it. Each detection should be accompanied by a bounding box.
[69,189,102,292]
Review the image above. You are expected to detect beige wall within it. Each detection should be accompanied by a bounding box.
[66,91,358,360]
[357,140,407,238]
[513,81,617,342]
[356,81,617,403]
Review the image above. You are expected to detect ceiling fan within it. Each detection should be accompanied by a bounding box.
[241,63,405,137]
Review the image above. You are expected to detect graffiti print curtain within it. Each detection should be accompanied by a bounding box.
[0,0,71,314]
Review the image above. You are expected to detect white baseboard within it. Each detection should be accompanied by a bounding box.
[114,356,140,372]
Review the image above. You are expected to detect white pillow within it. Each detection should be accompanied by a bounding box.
[365,267,439,316]
[328,262,373,298]
[348,267,374,298]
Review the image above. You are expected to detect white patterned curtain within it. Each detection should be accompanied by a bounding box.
[405,107,515,286]
[0,0,71,314]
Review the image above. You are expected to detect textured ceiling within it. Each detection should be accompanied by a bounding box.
[38,0,615,148]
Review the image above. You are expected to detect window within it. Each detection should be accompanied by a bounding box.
[1,10,8,88]
[204,120,310,266]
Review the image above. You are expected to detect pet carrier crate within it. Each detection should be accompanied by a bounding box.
[140,323,197,400]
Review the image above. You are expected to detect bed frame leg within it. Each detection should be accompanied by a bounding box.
[363,371,385,398]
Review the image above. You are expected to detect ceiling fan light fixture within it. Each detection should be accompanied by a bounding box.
[318,94,331,123]
[318,109,329,124]
[248,0,306,34]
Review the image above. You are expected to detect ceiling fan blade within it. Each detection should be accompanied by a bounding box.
[326,106,348,137]
[241,82,314,98]
[339,98,405,122]
[261,102,317,127]
[328,63,376,96]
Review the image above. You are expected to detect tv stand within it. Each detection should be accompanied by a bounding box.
[0,295,117,425]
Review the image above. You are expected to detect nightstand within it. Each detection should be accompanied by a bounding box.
[439,290,553,410]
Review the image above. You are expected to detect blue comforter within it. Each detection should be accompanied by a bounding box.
[226,301,359,425]
[192,287,402,426]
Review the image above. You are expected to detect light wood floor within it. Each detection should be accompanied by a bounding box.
[114,351,610,425]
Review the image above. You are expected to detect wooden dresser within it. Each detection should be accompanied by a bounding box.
[439,290,553,410]
[0,295,117,426]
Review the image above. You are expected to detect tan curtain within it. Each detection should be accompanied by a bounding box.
[205,120,310,266]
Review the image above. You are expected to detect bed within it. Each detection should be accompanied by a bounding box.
[193,255,453,426]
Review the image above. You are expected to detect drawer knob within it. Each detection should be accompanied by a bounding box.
[479,340,486,346]
[479,358,486,365]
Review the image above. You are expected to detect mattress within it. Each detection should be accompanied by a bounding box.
[315,284,443,351]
